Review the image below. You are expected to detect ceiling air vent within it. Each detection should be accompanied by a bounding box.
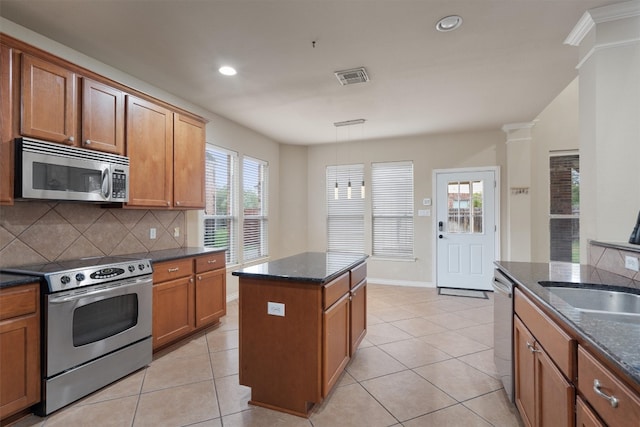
[334,67,369,85]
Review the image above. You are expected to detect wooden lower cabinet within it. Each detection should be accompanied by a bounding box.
[322,293,350,396]
[152,275,194,349]
[577,345,640,427]
[0,283,40,420]
[152,253,226,351]
[514,316,574,427]
[195,268,226,328]
[349,279,366,355]
[576,396,605,427]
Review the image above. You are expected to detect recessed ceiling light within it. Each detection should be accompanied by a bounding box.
[436,15,463,32]
[219,66,237,76]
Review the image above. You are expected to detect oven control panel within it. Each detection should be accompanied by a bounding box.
[48,259,152,292]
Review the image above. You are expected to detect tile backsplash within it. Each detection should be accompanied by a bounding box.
[0,201,186,268]
[589,240,640,282]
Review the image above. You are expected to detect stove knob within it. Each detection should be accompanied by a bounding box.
[128,265,135,272]
[60,275,71,285]
[76,273,85,282]
[138,263,146,271]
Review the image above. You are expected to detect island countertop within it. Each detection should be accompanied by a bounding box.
[232,251,368,284]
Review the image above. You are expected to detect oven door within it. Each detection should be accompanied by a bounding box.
[45,275,152,377]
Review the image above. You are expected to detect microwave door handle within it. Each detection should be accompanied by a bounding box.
[101,168,111,200]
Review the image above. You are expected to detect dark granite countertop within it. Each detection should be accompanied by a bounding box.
[124,247,226,263]
[0,272,41,289]
[496,261,640,390]
[232,252,368,284]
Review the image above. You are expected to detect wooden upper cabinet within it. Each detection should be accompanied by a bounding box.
[82,78,124,155]
[126,96,173,207]
[1,44,14,205]
[173,113,205,209]
[21,53,77,144]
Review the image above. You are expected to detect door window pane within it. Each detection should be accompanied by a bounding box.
[550,154,579,262]
[447,180,483,234]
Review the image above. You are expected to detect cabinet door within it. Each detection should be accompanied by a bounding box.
[195,268,226,328]
[514,316,536,427]
[576,396,604,427]
[349,279,366,355]
[82,78,124,154]
[0,284,40,419]
[126,96,173,207]
[322,293,350,397]
[1,44,14,205]
[173,113,205,208]
[535,344,574,427]
[152,276,194,350]
[21,54,76,144]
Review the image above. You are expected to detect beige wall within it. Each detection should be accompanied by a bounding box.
[306,131,504,285]
[529,78,580,262]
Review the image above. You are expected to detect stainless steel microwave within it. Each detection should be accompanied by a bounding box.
[14,137,130,203]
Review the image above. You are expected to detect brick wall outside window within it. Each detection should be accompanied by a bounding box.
[550,155,579,262]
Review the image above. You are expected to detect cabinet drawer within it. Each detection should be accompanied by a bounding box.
[514,288,575,378]
[350,262,366,289]
[323,272,350,310]
[195,252,225,273]
[578,346,640,427]
[153,258,193,283]
[0,283,39,321]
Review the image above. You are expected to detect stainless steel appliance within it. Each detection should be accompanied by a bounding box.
[14,137,129,203]
[3,256,152,415]
[493,268,515,402]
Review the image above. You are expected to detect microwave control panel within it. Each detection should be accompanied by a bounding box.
[112,172,127,200]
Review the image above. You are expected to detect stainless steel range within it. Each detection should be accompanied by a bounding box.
[3,256,153,415]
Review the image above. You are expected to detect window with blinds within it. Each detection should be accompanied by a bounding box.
[203,145,238,264]
[243,156,268,262]
[371,161,414,258]
[326,164,364,253]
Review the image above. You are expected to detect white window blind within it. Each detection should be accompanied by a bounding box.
[326,164,364,253]
[243,156,268,262]
[204,145,238,264]
[372,161,414,258]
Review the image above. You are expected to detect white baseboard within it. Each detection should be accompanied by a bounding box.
[367,278,435,288]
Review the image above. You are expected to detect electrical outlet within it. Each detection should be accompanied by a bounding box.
[174,227,180,238]
[267,302,285,317]
[149,228,156,240]
[625,255,639,272]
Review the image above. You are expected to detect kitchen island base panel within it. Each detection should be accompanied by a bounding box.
[239,278,322,416]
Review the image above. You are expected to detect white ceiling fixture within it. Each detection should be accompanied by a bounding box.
[334,67,369,86]
[218,66,237,76]
[436,15,463,32]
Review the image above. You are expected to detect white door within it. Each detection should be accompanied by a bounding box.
[435,169,498,291]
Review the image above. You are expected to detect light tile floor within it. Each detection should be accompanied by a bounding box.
[13,285,523,427]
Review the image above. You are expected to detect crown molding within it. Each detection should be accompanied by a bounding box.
[565,0,640,46]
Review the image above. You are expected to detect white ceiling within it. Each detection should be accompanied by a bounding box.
[0,0,615,145]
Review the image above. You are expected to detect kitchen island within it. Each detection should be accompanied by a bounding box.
[232,252,368,417]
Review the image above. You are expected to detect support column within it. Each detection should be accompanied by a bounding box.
[503,122,535,261]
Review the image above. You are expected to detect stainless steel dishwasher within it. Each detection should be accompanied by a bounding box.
[493,268,515,402]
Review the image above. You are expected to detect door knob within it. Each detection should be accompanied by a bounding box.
[439,234,443,239]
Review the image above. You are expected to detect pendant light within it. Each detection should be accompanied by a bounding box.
[333,119,367,200]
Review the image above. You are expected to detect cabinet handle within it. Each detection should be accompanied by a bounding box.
[207,259,217,264]
[85,139,91,145]
[198,276,202,280]
[526,341,541,353]
[168,267,179,272]
[593,379,619,408]
[176,201,181,206]
[189,278,194,283]
[68,136,75,142]
[166,201,170,206]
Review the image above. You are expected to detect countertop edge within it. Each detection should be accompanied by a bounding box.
[590,240,640,254]
[0,273,41,289]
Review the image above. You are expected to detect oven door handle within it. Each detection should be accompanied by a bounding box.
[492,278,512,298]
[48,276,151,304]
